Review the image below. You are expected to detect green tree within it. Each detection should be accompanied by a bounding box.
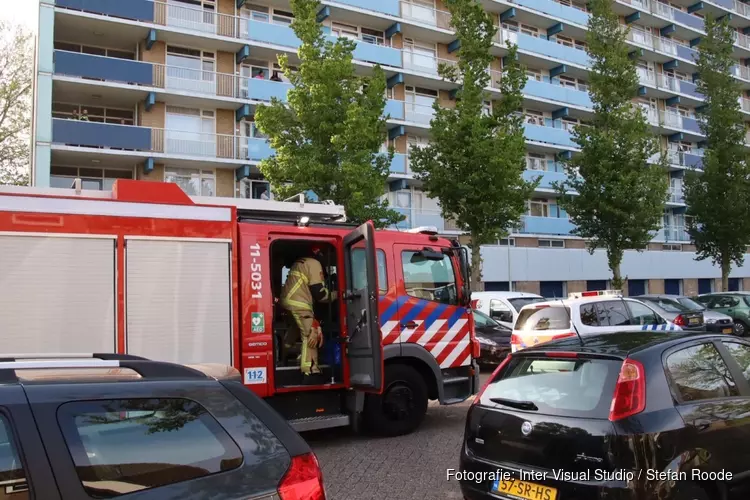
[408,0,537,290]
[683,14,750,292]
[254,0,401,227]
[554,0,667,289]
[0,21,32,186]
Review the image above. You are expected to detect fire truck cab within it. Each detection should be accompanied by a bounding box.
[0,180,479,435]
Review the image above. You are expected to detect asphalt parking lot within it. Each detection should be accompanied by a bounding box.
[307,368,750,500]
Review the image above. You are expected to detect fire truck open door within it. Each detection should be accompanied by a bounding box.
[343,221,383,393]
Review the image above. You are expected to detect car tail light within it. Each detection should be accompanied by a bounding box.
[545,351,579,358]
[673,315,686,327]
[609,359,646,422]
[472,354,512,406]
[278,453,326,500]
[550,332,577,342]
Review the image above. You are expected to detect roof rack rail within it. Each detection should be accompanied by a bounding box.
[0,354,215,384]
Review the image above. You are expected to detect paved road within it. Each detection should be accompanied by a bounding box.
[306,367,750,500]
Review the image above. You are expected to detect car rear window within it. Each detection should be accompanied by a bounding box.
[482,356,622,418]
[515,305,571,331]
[57,398,244,498]
[508,297,545,312]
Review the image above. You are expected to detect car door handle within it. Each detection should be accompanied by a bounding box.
[401,321,418,329]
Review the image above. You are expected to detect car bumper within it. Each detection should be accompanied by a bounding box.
[459,447,643,500]
[478,345,510,364]
[705,323,736,334]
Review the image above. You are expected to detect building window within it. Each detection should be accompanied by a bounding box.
[403,38,438,71]
[496,238,516,246]
[524,109,545,126]
[556,35,574,48]
[165,167,216,197]
[0,416,28,494]
[502,20,519,32]
[166,46,215,84]
[527,199,550,217]
[662,244,682,251]
[520,24,538,37]
[50,166,134,190]
[330,22,386,46]
[526,69,542,82]
[52,103,134,124]
[539,239,565,248]
[54,41,135,59]
[526,153,546,171]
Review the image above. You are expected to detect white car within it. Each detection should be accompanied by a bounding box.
[511,290,682,352]
[471,291,545,329]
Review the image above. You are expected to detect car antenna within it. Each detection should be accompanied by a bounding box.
[559,297,585,347]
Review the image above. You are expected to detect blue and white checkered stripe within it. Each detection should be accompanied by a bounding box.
[641,323,680,331]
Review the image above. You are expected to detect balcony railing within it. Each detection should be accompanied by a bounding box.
[732,64,750,81]
[402,50,457,75]
[627,29,697,62]
[667,150,704,169]
[520,215,575,235]
[741,97,750,113]
[400,1,452,30]
[403,101,436,125]
[668,187,685,204]
[495,29,590,66]
[393,207,450,232]
[736,0,750,18]
[656,225,690,242]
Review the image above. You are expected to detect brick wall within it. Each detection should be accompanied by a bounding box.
[439,90,455,109]
[515,237,538,248]
[566,240,586,249]
[649,279,665,294]
[217,51,236,97]
[683,278,698,297]
[140,41,166,65]
[137,163,165,182]
[567,280,586,294]
[437,43,457,62]
[216,109,236,159]
[393,83,406,101]
[515,281,541,294]
[392,33,404,50]
[216,169,236,197]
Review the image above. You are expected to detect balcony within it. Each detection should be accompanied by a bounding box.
[523,79,592,108]
[508,0,589,26]
[655,225,690,242]
[668,187,685,204]
[521,215,576,235]
[336,0,400,16]
[52,119,152,150]
[667,150,704,170]
[390,153,408,175]
[497,30,590,67]
[400,1,452,30]
[627,29,698,62]
[523,169,567,189]
[660,110,702,134]
[393,208,449,232]
[54,50,155,85]
[732,64,750,81]
[737,0,750,18]
[524,123,578,148]
[403,101,435,125]
[56,0,155,22]
[402,50,456,75]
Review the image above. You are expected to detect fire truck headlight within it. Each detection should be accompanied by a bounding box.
[297,216,310,227]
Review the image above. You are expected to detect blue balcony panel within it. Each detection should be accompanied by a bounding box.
[52,119,151,150]
[246,79,293,101]
[676,44,698,62]
[335,0,400,16]
[522,215,575,235]
[673,10,704,31]
[682,117,702,133]
[56,0,154,22]
[385,100,406,120]
[677,79,701,99]
[246,20,301,48]
[523,169,567,189]
[513,0,588,26]
[524,79,592,108]
[246,138,275,161]
[390,153,407,174]
[685,153,703,169]
[350,39,402,67]
[713,0,734,8]
[518,34,590,66]
[524,123,577,148]
[413,212,446,231]
[54,51,153,85]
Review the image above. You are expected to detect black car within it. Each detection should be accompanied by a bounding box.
[460,331,750,500]
[473,310,511,364]
[0,353,326,500]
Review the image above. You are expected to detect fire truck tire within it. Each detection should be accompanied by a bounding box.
[363,364,428,436]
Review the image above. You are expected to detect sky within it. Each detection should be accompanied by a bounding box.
[1,1,38,31]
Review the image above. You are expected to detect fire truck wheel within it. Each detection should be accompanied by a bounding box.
[364,364,428,437]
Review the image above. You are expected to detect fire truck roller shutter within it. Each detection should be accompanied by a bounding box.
[125,238,232,365]
[0,234,116,353]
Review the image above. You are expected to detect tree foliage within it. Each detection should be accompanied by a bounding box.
[683,14,750,291]
[254,0,400,227]
[408,0,536,290]
[0,21,32,186]
[554,0,667,289]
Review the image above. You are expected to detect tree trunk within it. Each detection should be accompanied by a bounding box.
[721,253,730,292]
[470,235,484,292]
[607,249,624,291]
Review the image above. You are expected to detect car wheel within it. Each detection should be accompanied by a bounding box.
[364,364,428,437]
[734,320,748,336]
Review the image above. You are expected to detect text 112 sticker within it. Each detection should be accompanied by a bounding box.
[244,367,267,385]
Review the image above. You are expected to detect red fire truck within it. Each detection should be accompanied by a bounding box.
[0,180,478,435]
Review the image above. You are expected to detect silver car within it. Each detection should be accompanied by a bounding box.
[634,295,735,334]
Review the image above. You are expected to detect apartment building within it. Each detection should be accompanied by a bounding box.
[31,0,750,294]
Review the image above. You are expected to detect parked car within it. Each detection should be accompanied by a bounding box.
[511,290,680,352]
[0,353,326,500]
[460,331,750,500]
[695,292,750,336]
[472,310,511,364]
[668,295,736,334]
[472,292,546,329]
[633,294,706,331]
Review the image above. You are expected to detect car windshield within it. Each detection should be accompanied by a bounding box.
[482,355,622,418]
[677,297,705,311]
[508,297,546,312]
[473,310,499,328]
[515,305,571,331]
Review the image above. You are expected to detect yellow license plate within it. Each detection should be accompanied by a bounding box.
[689,318,699,325]
[493,479,558,500]
[723,328,733,334]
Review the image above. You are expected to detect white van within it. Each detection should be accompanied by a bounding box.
[471,291,546,329]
